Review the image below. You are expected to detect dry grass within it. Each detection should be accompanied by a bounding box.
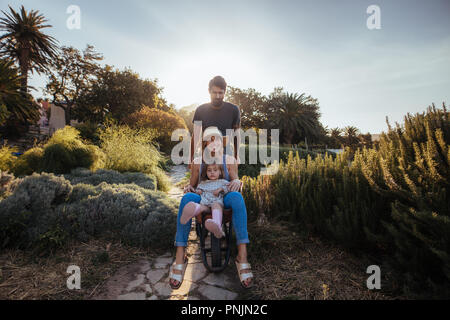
[0,239,163,300]
[237,221,407,300]
[0,220,409,300]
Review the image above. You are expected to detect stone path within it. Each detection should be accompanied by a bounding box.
[93,164,242,300]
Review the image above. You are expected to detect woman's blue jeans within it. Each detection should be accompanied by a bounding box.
[174,191,250,247]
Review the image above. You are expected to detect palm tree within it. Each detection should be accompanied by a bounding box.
[329,127,344,148]
[330,127,342,138]
[268,91,322,145]
[0,5,59,93]
[0,58,40,135]
[343,126,360,146]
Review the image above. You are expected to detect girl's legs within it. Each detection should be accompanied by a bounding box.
[211,202,223,227]
[223,191,252,287]
[180,202,209,225]
[205,202,225,238]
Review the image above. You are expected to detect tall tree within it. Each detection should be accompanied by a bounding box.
[78,65,173,123]
[343,126,360,146]
[45,45,103,125]
[177,103,198,134]
[225,86,267,129]
[329,127,344,148]
[266,89,323,145]
[0,58,39,136]
[0,5,59,93]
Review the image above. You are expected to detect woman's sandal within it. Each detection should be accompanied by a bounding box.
[169,256,188,289]
[235,259,254,289]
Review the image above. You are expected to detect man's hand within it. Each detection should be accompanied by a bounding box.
[227,179,241,192]
[184,184,196,194]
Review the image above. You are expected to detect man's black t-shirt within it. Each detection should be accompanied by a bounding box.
[192,101,240,136]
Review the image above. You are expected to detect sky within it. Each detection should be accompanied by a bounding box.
[3,0,450,134]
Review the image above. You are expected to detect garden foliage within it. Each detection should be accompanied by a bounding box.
[242,103,449,297]
[0,169,178,252]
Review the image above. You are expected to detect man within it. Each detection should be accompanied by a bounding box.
[170,76,253,289]
[190,75,241,165]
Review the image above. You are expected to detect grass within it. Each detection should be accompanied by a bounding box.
[235,220,406,300]
[0,238,165,300]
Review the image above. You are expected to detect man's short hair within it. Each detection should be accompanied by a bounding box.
[208,76,227,91]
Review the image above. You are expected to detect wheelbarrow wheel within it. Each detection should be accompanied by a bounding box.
[210,233,222,269]
[195,220,201,238]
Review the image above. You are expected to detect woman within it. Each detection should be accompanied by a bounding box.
[169,126,253,289]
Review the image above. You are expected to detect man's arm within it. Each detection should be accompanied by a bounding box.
[190,122,203,168]
[233,123,241,165]
[232,105,241,164]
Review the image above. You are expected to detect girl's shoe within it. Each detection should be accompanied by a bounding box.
[180,202,200,225]
[205,219,225,238]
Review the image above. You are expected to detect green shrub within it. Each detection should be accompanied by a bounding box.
[74,121,101,146]
[64,167,157,191]
[242,148,389,248]
[158,154,174,172]
[123,106,187,154]
[238,144,328,178]
[40,126,105,174]
[68,182,101,202]
[0,170,178,252]
[59,182,178,248]
[0,170,19,200]
[11,147,44,176]
[0,144,18,172]
[99,123,171,191]
[152,167,171,192]
[36,223,69,253]
[355,103,450,297]
[0,172,72,249]
[242,103,450,298]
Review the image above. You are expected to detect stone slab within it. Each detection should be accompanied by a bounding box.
[197,285,238,300]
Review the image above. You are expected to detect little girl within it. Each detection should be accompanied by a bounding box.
[180,161,229,238]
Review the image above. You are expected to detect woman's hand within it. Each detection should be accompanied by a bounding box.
[227,179,241,192]
[183,184,196,194]
[213,188,223,197]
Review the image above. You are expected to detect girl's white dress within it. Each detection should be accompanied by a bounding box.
[196,179,230,206]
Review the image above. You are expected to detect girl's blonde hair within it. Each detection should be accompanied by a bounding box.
[200,161,224,182]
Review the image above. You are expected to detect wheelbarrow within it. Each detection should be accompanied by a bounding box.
[195,208,234,273]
